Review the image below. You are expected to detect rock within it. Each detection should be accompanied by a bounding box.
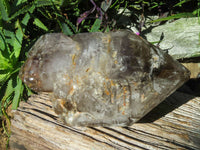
[19,30,190,126]
[144,17,200,59]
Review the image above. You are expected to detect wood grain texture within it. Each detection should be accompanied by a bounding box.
[10,91,200,150]
[182,63,200,78]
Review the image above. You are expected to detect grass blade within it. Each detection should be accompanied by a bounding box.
[150,13,195,23]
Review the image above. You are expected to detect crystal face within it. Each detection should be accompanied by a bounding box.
[19,30,190,126]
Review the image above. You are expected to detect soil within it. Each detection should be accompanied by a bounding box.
[0,105,12,150]
[0,119,9,150]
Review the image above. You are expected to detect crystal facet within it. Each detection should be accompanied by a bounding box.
[19,30,190,126]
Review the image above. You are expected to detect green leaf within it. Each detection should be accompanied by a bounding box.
[16,0,28,6]
[3,78,14,100]
[0,72,10,86]
[193,8,200,15]
[22,12,31,26]
[0,51,13,71]
[61,22,73,36]
[14,12,31,59]
[1,78,14,109]
[9,4,35,21]
[33,18,48,31]
[0,0,9,21]
[90,19,102,32]
[3,29,15,49]
[13,20,23,59]
[65,19,77,33]
[101,0,112,12]
[12,77,23,109]
[105,26,110,32]
[0,31,6,51]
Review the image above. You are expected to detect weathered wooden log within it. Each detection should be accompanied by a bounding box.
[9,91,200,150]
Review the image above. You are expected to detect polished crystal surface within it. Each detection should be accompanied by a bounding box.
[19,30,190,126]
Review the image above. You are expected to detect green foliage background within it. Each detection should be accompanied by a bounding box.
[0,0,199,145]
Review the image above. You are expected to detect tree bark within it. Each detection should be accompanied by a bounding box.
[9,91,200,150]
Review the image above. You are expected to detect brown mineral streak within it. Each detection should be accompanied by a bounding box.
[72,54,76,65]
[19,30,190,126]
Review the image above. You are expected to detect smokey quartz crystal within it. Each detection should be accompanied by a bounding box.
[19,30,190,126]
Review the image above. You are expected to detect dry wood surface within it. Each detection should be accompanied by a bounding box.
[9,89,200,150]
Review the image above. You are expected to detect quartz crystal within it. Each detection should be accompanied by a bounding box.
[19,30,190,126]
